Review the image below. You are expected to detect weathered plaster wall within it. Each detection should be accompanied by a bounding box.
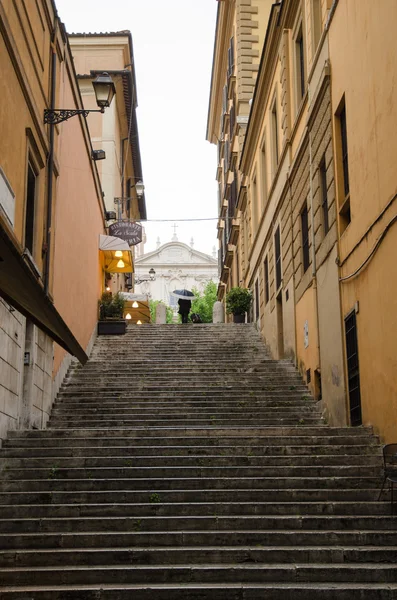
[329,0,397,441]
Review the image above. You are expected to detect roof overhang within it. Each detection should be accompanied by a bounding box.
[206,1,234,144]
[0,221,88,364]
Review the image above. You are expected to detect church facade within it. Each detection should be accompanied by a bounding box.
[134,240,218,308]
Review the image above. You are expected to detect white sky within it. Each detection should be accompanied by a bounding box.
[55,0,219,257]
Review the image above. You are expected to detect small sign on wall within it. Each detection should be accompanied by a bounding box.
[304,320,309,349]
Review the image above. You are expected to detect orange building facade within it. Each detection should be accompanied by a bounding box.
[0,2,145,442]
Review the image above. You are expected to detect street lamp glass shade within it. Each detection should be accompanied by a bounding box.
[149,268,156,280]
[92,73,116,109]
[135,180,145,198]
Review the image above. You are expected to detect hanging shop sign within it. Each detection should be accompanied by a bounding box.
[108,221,143,246]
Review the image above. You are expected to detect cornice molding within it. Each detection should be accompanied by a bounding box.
[206,0,235,143]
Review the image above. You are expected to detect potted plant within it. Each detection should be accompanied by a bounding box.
[226,287,253,323]
[98,291,126,335]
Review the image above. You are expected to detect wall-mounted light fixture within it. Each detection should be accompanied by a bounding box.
[92,149,106,161]
[114,180,145,220]
[44,72,116,125]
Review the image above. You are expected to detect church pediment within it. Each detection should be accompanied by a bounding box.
[135,242,217,266]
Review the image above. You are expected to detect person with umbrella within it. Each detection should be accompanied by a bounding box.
[172,289,195,324]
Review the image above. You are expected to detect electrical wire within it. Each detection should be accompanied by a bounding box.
[138,217,222,222]
[339,214,397,282]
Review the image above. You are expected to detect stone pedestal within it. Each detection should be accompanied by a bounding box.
[213,301,225,323]
[155,303,167,324]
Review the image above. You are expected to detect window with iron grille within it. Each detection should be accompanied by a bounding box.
[319,157,329,235]
[264,256,269,304]
[222,85,228,116]
[340,104,349,198]
[345,311,362,426]
[227,37,235,78]
[271,99,279,169]
[301,203,310,272]
[295,26,305,101]
[255,279,260,320]
[229,104,235,138]
[230,172,237,217]
[274,226,282,289]
[24,161,37,253]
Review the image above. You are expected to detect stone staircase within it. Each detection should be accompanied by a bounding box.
[0,323,394,599]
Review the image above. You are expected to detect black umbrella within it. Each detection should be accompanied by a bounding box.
[171,289,196,300]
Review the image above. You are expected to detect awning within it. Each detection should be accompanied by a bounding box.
[0,221,88,364]
[99,234,134,273]
[120,292,151,324]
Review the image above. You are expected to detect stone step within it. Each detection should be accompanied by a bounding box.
[0,464,380,481]
[57,391,311,399]
[2,529,396,550]
[1,563,397,586]
[0,500,390,518]
[48,418,324,428]
[51,405,319,415]
[0,476,380,493]
[71,366,298,373]
[1,583,397,600]
[4,434,377,448]
[54,398,316,406]
[1,454,379,469]
[1,545,397,568]
[61,383,307,390]
[0,444,381,457]
[0,489,381,505]
[7,426,373,439]
[1,515,395,535]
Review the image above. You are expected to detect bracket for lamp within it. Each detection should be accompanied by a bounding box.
[44,108,105,125]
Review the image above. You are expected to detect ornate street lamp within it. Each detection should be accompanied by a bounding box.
[134,268,156,285]
[44,72,116,125]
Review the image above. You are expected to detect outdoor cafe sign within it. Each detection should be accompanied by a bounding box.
[108,221,143,246]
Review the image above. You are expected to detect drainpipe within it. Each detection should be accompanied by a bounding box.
[44,16,58,295]
[309,130,321,397]
[121,136,128,203]
[287,172,298,367]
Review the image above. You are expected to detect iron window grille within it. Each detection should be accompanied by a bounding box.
[301,204,310,272]
[274,226,282,290]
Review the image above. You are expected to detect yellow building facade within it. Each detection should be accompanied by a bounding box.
[328,0,397,441]
[69,32,147,296]
[208,0,397,440]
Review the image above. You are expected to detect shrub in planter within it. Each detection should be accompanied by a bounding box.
[98,292,126,334]
[226,287,253,323]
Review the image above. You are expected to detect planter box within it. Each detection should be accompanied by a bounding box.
[233,313,246,324]
[97,320,126,335]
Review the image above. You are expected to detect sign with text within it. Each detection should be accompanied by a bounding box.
[109,221,143,246]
